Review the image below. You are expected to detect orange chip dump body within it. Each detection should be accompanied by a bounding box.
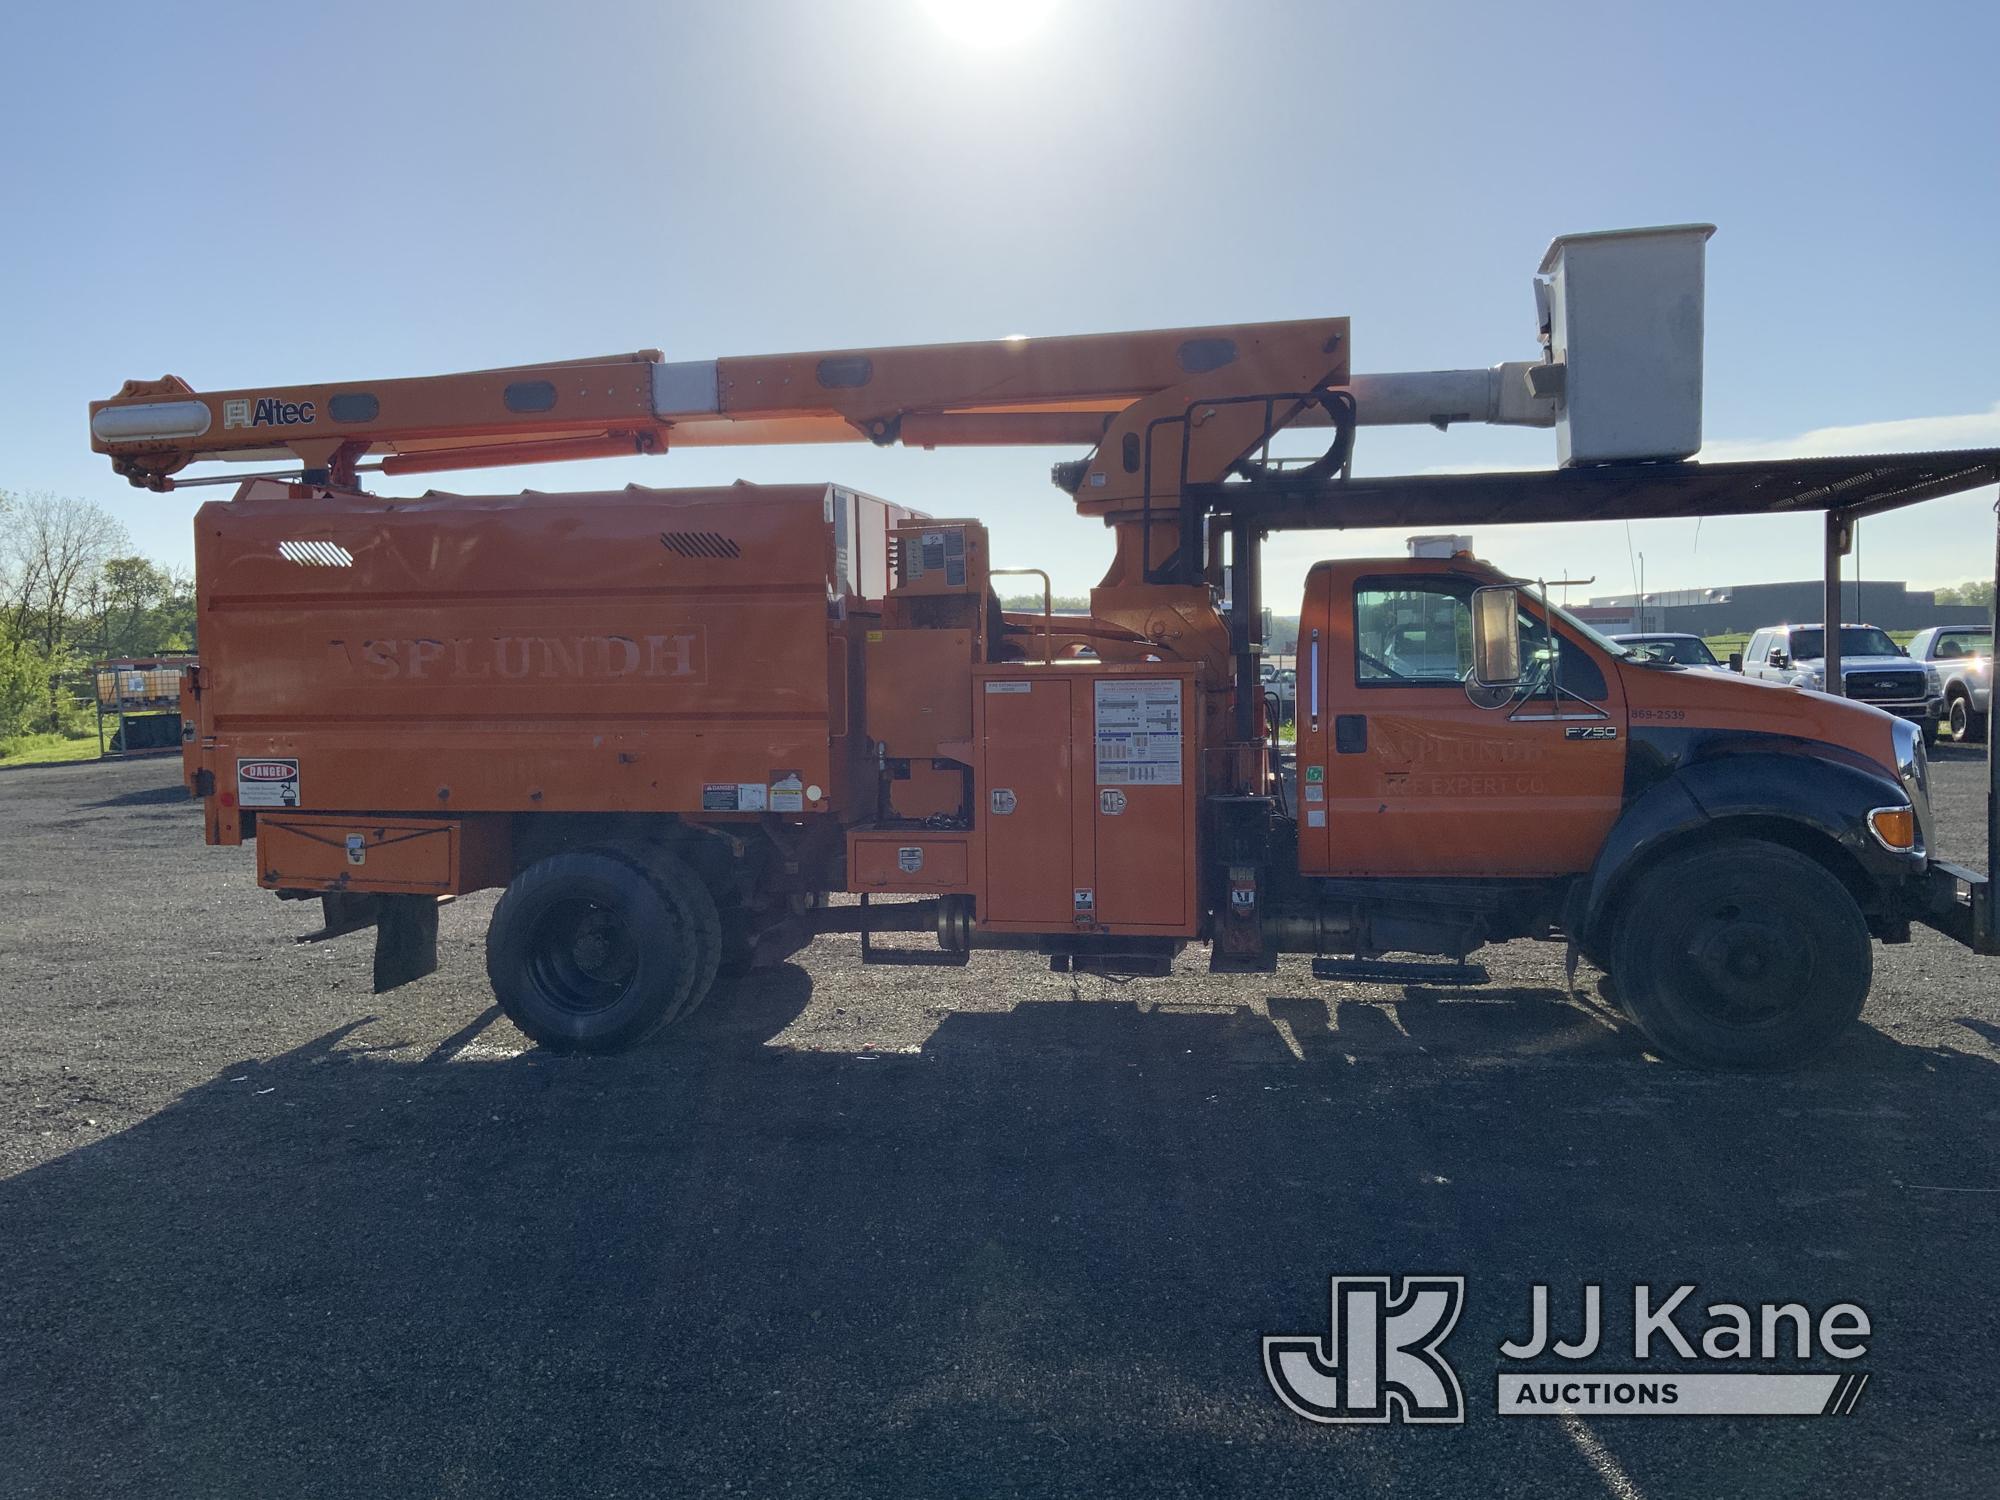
[189,478,915,841]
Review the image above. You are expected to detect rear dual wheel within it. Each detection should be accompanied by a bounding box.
[1609,841,1871,1070]
[486,846,720,1053]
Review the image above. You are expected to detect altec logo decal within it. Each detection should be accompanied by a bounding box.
[1265,1278,1873,1425]
[222,396,316,429]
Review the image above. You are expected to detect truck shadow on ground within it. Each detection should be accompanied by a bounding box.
[85,781,195,809]
[1925,742,1990,765]
[4,968,1997,1498]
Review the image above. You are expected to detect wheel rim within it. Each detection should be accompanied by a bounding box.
[1951,699,1969,740]
[1674,900,1809,1027]
[525,896,640,1015]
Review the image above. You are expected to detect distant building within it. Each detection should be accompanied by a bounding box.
[1583,579,1987,636]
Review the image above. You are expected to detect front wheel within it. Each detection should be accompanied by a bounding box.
[1608,841,1871,1070]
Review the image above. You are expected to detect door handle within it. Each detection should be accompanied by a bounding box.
[1334,714,1367,754]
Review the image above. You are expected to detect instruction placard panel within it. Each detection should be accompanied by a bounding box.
[1094,679,1182,786]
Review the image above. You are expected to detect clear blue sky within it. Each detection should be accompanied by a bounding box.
[5,0,1997,607]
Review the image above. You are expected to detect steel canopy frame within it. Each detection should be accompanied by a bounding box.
[1194,446,2000,950]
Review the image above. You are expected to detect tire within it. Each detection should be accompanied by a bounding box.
[485,849,699,1052]
[627,846,723,1018]
[1608,840,1871,1070]
[1948,693,1987,745]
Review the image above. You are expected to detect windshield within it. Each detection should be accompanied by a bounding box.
[1537,596,1632,658]
[1620,636,1720,667]
[1790,627,1902,660]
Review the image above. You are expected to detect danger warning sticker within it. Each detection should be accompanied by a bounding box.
[237,758,300,808]
[769,770,804,813]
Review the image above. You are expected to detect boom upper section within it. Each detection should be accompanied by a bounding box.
[89,320,1352,501]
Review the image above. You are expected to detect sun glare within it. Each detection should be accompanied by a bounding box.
[922,0,1061,49]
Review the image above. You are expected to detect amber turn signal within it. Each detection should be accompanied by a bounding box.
[1867,806,1916,851]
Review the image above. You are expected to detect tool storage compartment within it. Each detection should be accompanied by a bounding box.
[848,829,971,893]
[256,814,508,895]
[973,664,1199,936]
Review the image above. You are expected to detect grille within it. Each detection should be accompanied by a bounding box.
[660,531,741,559]
[1844,671,1925,701]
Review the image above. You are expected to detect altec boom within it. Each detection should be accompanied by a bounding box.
[93,225,1999,1067]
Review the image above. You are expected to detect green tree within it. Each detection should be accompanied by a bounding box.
[1934,580,1995,610]
[0,634,42,742]
[88,556,195,656]
[0,491,132,730]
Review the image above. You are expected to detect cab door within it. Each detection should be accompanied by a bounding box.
[1309,573,1627,878]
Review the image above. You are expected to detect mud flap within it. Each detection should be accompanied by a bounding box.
[372,894,440,992]
[299,892,383,942]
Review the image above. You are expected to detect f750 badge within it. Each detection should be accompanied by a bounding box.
[1564,725,1619,740]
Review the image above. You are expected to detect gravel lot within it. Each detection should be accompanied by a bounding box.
[3,751,1996,1498]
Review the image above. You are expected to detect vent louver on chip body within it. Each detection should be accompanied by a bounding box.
[278,540,355,567]
[660,531,741,559]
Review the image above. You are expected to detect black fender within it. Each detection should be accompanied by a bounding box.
[1578,743,1916,952]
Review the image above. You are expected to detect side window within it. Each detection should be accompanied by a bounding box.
[1744,630,1766,666]
[1555,637,1608,700]
[1354,579,1472,684]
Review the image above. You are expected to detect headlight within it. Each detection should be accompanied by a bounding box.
[1925,664,1944,695]
[1889,717,1933,857]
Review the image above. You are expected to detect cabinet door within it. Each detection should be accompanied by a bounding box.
[1091,678,1189,928]
[980,680,1074,925]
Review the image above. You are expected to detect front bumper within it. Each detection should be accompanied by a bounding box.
[1908,860,1998,953]
[1862,698,1937,723]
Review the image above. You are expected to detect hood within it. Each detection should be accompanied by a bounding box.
[1618,658,1902,771]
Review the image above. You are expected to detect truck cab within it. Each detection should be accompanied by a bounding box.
[1268,556,1954,1068]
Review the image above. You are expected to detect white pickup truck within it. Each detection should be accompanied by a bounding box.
[1738,622,1941,745]
[1908,625,1992,744]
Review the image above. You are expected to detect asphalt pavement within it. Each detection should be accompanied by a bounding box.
[2,751,1996,1498]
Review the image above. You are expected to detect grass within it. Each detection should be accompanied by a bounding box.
[0,731,102,769]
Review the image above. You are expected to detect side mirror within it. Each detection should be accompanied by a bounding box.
[1470,585,1521,685]
[1727,652,1743,673]
[1770,649,1790,669]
